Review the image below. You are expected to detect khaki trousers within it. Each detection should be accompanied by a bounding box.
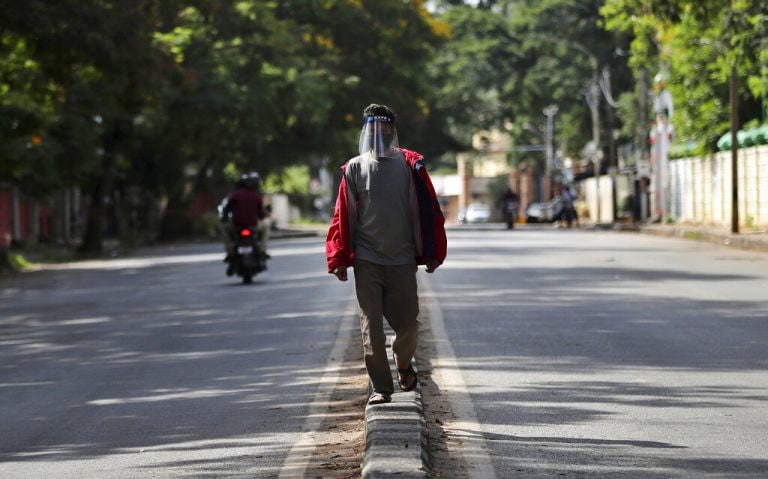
[354,259,419,395]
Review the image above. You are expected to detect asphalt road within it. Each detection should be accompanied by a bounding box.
[0,237,354,478]
[427,225,768,478]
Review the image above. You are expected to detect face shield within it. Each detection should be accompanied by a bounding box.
[358,115,399,158]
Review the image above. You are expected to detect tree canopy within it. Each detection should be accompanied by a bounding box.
[602,0,767,149]
[429,0,634,165]
[0,0,448,251]
[1,0,764,255]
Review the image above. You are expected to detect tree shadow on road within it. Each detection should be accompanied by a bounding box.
[0,239,364,477]
[423,256,768,478]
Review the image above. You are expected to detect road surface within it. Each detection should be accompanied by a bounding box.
[0,237,357,478]
[424,226,768,478]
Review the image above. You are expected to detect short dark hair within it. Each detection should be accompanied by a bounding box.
[362,104,395,123]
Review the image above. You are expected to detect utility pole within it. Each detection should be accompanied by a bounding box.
[652,72,673,222]
[730,66,740,233]
[637,68,650,221]
[600,66,619,223]
[586,80,602,224]
[543,105,559,200]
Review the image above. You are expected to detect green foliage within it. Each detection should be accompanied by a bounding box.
[430,1,633,161]
[264,165,311,196]
[601,0,767,150]
[0,34,62,194]
[0,0,447,249]
[9,0,765,249]
[9,253,29,271]
[428,6,515,145]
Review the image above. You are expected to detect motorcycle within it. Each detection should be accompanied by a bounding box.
[228,226,267,284]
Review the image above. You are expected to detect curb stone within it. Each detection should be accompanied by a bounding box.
[362,375,429,479]
[638,224,768,253]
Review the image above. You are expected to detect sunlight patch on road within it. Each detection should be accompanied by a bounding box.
[17,342,74,352]
[168,309,215,317]
[270,245,325,256]
[31,253,223,271]
[439,258,553,270]
[264,310,339,320]
[0,381,54,388]
[56,316,113,326]
[87,388,254,406]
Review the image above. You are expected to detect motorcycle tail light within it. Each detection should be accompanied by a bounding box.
[239,229,252,237]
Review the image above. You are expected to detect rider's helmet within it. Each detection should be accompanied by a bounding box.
[245,171,261,190]
[240,172,261,190]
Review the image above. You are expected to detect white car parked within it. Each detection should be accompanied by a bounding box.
[459,203,491,223]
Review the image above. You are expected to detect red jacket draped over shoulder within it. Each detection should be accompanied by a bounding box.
[326,148,447,272]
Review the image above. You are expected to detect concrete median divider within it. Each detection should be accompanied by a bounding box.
[362,373,429,478]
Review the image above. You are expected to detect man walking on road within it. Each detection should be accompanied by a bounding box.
[326,104,447,405]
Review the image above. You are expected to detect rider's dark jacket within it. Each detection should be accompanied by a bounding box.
[223,187,265,227]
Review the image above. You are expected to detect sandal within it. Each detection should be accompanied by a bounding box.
[368,392,391,405]
[393,353,418,392]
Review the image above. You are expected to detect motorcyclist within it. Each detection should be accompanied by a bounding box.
[501,187,519,229]
[219,172,270,274]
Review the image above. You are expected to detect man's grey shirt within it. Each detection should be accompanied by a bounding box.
[345,151,418,266]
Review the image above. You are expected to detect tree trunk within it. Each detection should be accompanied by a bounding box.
[192,157,213,195]
[605,90,617,222]
[157,159,213,241]
[78,181,105,254]
[638,68,649,163]
[78,122,120,255]
[158,192,192,241]
[0,246,11,271]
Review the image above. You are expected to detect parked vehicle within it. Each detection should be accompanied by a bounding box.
[227,226,267,284]
[459,203,491,224]
[525,197,563,223]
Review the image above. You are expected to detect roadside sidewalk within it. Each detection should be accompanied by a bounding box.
[636,223,768,253]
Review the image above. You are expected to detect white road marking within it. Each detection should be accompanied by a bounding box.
[421,273,497,479]
[277,295,357,478]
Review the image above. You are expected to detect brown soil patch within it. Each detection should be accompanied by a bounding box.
[303,324,368,479]
[302,288,470,478]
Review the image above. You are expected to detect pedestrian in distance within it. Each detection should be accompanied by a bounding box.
[326,103,447,405]
[560,185,578,228]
